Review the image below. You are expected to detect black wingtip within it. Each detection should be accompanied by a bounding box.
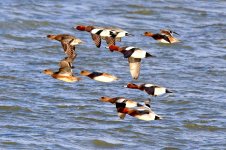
[126,33,134,36]
[146,53,156,58]
[166,89,173,93]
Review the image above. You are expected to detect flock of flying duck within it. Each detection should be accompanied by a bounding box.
[43,25,180,121]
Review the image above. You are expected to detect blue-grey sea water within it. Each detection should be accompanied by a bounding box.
[0,0,226,149]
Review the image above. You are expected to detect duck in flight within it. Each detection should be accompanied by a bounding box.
[75,25,132,48]
[159,29,180,43]
[47,34,84,58]
[108,45,155,80]
[116,98,162,121]
[144,31,171,44]
[144,29,180,44]
[124,83,172,96]
[43,55,81,82]
[80,70,118,82]
[100,97,161,121]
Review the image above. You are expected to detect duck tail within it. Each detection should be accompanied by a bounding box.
[155,115,162,120]
[146,52,155,58]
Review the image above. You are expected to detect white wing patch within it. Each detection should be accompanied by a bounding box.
[136,113,156,121]
[144,84,154,87]
[125,101,138,108]
[159,39,170,43]
[154,87,166,96]
[100,30,111,36]
[70,39,80,45]
[116,31,128,38]
[91,29,102,34]
[93,76,117,82]
[117,98,126,103]
[131,50,146,58]
[125,46,136,51]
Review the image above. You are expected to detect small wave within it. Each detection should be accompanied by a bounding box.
[194,23,226,28]
[2,125,31,129]
[1,141,18,145]
[222,55,226,60]
[0,105,32,112]
[4,34,30,41]
[92,139,123,148]
[184,123,223,132]
[127,4,146,9]
[0,76,17,80]
[127,9,153,15]
[163,6,207,15]
[162,99,190,105]
[161,147,180,150]
[55,103,84,109]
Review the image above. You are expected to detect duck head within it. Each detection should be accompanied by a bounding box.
[47,34,66,41]
[80,70,91,76]
[144,32,154,37]
[75,25,86,31]
[109,45,120,52]
[43,69,54,75]
[124,83,139,89]
[100,96,118,103]
[75,25,94,32]
[47,34,57,40]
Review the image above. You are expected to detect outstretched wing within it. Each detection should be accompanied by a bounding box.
[128,57,141,80]
[153,34,171,43]
[61,40,76,58]
[59,54,77,69]
[161,35,171,43]
[160,29,172,36]
[160,29,179,36]
[115,37,121,42]
[105,37,115,46]
[57,54,77,76]
[144,86,155,96]
[57,67,73,76]
[91,34,101,48]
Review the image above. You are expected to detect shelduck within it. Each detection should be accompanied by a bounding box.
[124,83,172,96]
[116,99,162,121]
[108,45,155,80]
[75,25,131,48]
[160,29,180,43]
[144,31,171,43]
[80,70,118,82]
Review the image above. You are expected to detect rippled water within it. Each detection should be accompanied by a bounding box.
[1,0,226,149]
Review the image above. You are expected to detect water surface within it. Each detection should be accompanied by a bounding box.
[0,0,226,149]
